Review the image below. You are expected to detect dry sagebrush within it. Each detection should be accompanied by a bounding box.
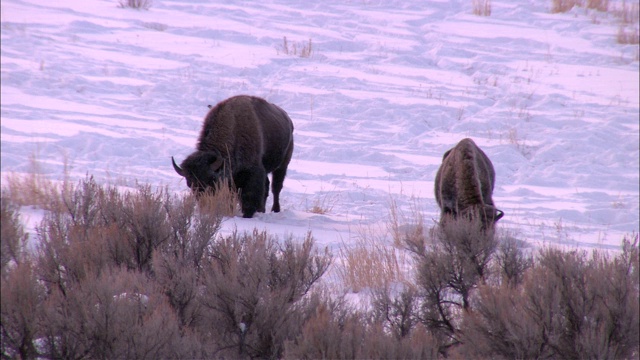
[0,177,332,359]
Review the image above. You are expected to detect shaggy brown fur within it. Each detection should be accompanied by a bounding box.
[434,138,504,227]
[173,95,294,218]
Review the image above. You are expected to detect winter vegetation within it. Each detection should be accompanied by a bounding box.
[1,176,638,358]
[1,0,639,358]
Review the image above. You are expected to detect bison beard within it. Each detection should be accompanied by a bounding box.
[434,138,504,229]
[172,95,294,218]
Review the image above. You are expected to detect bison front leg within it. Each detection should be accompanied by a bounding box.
[236,167,267,218]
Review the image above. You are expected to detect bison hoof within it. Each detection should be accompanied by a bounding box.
[242,206,257,218]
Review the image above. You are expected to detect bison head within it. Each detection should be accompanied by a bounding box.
[172,150,225,194]
[443,204,504,231]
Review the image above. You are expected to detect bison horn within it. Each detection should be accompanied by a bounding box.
[172,156,184,177]
[495,209,505,222]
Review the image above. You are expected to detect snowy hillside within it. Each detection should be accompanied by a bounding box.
[1,0,638,253]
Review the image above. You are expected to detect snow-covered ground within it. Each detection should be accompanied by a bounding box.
[2,0,638,258]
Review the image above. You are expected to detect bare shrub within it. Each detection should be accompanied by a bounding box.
[472,0,492,16]
[119,185,172,272]
[32,177,222,298]
[38,268,187,359]
[0,261,43,359]
[409,216,498,355]
[462,236,640,359]
[152,251,201,329]
[118,0,152,10]
[284,295,439,359]
[494,235,533,288]
[1,196,29,274]
[371,285,420,339]
[59,175,102,240]
[198,230,332,358]
[284,298,366,359]
[152,193,221,328]
[3,172,347,358]
[460,283,547,359]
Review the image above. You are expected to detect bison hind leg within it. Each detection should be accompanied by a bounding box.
[264,176,270,206]
[236,167,267,218]
[270,166,288,213]
[270,141,293,213]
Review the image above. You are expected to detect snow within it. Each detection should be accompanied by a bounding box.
[1,0,638,261]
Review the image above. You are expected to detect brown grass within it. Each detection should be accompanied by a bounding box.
[618,25,640,44]
[307,193,337,214]
[613,0,640,24]
[388,196,430,250]
[118,0,152,10]
[2,152,240,219]
[551,0,581,13]
[586,0,609,11]
[550,0,640,46]
[472,0,492,16]
[3,153,73,213]
[279,36,313,58]
[337,223,413,293]
[613,1,639,44]
[195,181,240,218]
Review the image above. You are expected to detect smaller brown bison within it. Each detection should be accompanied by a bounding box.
[434,138,504,228]
[172,95,294,218]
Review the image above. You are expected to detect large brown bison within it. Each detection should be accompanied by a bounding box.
[172,95,294,218]
[434,138,504,228]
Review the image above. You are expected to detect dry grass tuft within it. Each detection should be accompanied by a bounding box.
[472,0,492,16]
[279,36,313,58]
[551,0,581,13]
[550,0,639,45]
[337,223,413,293]
[388,197,430,249]
[118,0,152,10]
[307,193,337,215]
[613,0,640,24]
[618,25,640,44]
[586,0,609,11]
[195,181,240,218]
[615,1,640,44]
[3,154,73,213]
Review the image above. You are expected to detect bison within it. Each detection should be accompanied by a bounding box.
[434,138,504,228]
[172,95,294,218]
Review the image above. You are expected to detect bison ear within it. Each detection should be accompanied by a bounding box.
[172,156,184,177]
[494,209,504,222]
[442,149,452,161]
[209,154,224,172]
